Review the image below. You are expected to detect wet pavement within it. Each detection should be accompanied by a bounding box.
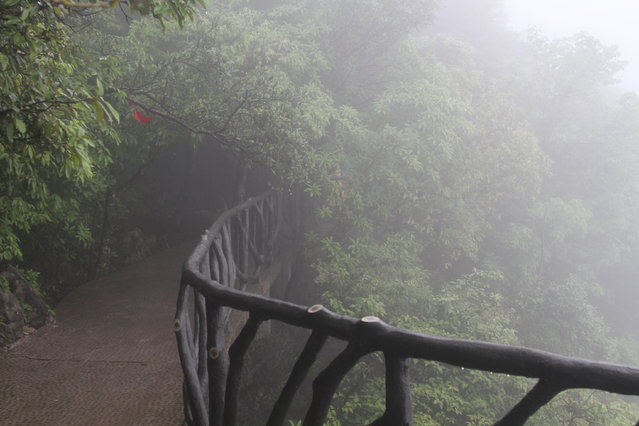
[0,244,191,425]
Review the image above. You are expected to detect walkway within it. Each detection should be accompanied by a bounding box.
[0,244,191,425]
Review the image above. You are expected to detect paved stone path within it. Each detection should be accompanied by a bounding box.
[0,244,191,425]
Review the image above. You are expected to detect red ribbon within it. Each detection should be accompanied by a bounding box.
[133,103,154,123]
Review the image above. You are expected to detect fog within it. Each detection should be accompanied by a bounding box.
[504,0,639,92]
[4,0,639,423]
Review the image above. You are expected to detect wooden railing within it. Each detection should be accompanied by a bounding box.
[175,192,639,425]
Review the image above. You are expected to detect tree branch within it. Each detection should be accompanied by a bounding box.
[128,96,231,145]
[52,0,119,9]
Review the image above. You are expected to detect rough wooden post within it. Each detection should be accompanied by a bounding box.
[303,342,371,426]
[175,280,208,426]
[242,209,249,285]
[495,379,564,425]
[267,308,328,426]
[206,301,228,426]
[369,354,412,426]
[224,315,263,426]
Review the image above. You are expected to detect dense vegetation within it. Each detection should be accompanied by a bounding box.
[2,0,639,423]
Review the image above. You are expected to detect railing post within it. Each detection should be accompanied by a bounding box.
[175,279,209,426]
[369,355,412,426]
[206,301,228,426]
[495,379,564,425]
[224,315,263,426]
[242,209,249,286]
[267,309,329,426]
[304,342,372,426]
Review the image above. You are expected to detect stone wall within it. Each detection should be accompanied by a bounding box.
[0,266,52,348]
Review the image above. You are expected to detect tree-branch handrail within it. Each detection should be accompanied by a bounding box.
[176,192,639,425]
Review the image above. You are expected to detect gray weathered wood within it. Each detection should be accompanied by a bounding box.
[267,330,328,426]
[369,355,412,426]
[224,315,262,426]
[303,342,372,426]
[175,280,208,426]
[206,300,227,426]
[495,379,564,425]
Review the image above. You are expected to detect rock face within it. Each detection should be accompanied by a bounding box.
[0,266,51,347]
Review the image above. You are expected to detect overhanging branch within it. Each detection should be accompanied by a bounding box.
[127,96,237,151]
[52,0,119,8]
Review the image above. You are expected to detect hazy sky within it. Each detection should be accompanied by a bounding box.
[502,0,639,92]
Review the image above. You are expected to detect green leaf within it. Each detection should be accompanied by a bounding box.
[6,122,14,142]
[14,118,26,135]
[96,78,104,96]
[103,100,120,123]
[53,6,65,18]
[20,6,31,21]
[92,99,105,123]
[0,53,8,71]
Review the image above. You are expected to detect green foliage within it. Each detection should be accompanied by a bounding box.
[290,2,639,423]
[531,390,639,425]
[0,0,204,290]
[127,0,202,27]
[313,232,429,318]
[15,267,41,294]
[81,1,340,185]
[4,0,639,422]
[0,276,9,292]
[49,0,201,27]
[0,0,119,263]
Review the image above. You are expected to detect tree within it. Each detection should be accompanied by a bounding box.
[0,0,115,263]
[0,0,202,287]
[4,0,639,421]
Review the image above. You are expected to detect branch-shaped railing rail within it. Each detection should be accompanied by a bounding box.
[176,192,639,426]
